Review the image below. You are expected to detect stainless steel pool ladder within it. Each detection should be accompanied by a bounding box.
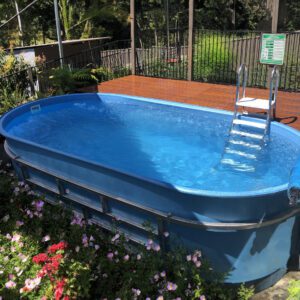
[220,64,280,171]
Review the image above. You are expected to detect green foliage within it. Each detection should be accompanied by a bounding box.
[72,69,98,87]
[287,280,300,300]
[193,34,235,83]
[0,87,27,114]
[237,284,255,300]
[279,0,300,31]
[0,49,32,113]
[49,67,76,95]
[0,161,256,299]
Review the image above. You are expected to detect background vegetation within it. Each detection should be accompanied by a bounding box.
[0,0,299,49]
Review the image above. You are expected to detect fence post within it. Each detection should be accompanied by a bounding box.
[267,0,280,88]
[130,0,136,75]
[187,0,194,81]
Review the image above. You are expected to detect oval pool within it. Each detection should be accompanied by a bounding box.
[1,93,300,289]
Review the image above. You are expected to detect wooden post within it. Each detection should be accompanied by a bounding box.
[270,0,279,33]
[130,0,136,75]
[187,0,194,81]
[267,0,279,87]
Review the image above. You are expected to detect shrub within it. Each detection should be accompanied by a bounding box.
[48,67,76,95]
[193,34,236,83]
[0,49,32,113]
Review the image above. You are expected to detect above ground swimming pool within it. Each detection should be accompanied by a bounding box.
[1,93,300,290]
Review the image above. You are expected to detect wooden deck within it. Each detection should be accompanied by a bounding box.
[100,75,300,130]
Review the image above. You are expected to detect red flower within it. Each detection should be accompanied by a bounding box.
[50,254,63,262]
[32,253,49,264]
[54,279,65,300]
[48,242,67,254]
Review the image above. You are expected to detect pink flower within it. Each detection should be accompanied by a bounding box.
[195,261,201,268]
[166,282,177,291]
[153,244,161,252]
[95,244,100,250]
[123,254,130,261]
[34,200,44,211]
[20,277,41,293]
[160,271,166,277]
[132,288,141,296]
[42,235,51,242]
[107,252,114,260]
[137,254,142,260]
[154,274,160,281]
[71,213,85,227]
[82,234,88,247]
[5,280,16,289]
[11,233,21,242]
[163,231,169,237]
[16,220,24,228]
[146,239,153,250]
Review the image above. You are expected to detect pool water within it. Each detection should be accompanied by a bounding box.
[6,94,300,193]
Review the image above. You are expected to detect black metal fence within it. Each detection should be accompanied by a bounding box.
[1,30,299,98]
[135,29,189,80]
[136,29,300,92]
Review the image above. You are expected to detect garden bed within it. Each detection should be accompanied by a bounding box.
[0,160,256,299]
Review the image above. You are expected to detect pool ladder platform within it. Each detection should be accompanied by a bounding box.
[221,64,280,172]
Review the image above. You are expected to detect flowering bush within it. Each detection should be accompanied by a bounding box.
[0,160,254,299]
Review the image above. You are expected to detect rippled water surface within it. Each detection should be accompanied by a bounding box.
[5,94,300,193]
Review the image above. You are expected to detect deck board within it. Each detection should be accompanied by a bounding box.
[100,75,300,130]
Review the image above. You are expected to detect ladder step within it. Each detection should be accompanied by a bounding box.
[225,149,257,159]
[220,159,255,172]
[228,139,262,150]
[236,97,275,110]
[233,119,266,129]
[231,129,264,140]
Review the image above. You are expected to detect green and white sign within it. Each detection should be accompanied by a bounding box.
[260,33,286,65]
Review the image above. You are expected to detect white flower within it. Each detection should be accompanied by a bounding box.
[42,235,50,242]
[2,215,10,222]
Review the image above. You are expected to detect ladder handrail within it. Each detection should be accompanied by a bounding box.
[235,63,248,105]
[268,66,280,108]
